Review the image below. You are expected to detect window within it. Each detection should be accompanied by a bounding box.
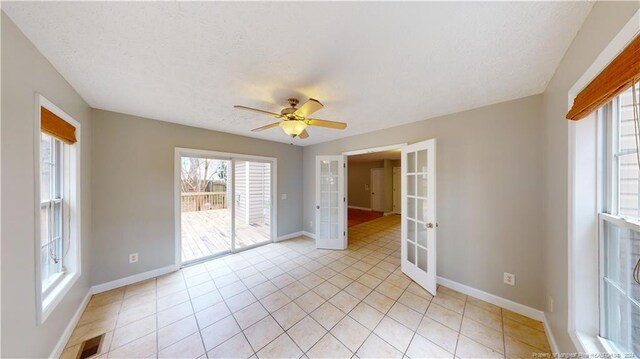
[36,96,81,324]
[600,83,640,357]
[40,133,65,294]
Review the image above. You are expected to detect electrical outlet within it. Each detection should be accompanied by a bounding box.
[310,221,313,227]
[129,253,138,263]
[503,272,515,286]
[547,295,554,312]
[281,193,287,200]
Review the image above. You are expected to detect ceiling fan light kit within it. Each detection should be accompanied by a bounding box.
[234,97,347,140]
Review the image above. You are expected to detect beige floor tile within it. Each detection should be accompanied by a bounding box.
[306,333,353,359]
[121,291,156,312]
[349,302,385,331]
[108,332,156,359]
[190,289,224,312]
[272,302,307,330]
[188,280,217,299]
[288,316,327,352]
[195,301,231,329]
[375,281,404,300]
[185,272,212,288]
[503,310,545,332]
[219,281,249,299]
[463,302,502,332]
[327,273,353,289]
[257,333,304,359]
[226,290,258,313]
[158,332,205,359]
[200,315,241,350]
[358,273,383,289]
[158,300,194,328]
[436,286,467,301]
[207,332,254,359]
[243,315,284,352]
[329,291,359,314]
[344,282,373,300]
[295,291,326,314]
[310,302,346,330]
[426,303,462,331]
[242,273,269,288]
[260,290,292,312]
[313,281,341,300]
[233,302,269,329]
[503,318,550,352]
[455,335,503,359]
[466,296,501,316]
[461,317,504,353]
[111,314,156,350]
[77,303,120,328]
[373,316,415,353]
[250,281,279,299]
[397,291,430,314]
[157,314,199,350]
[331,316,371,352]
[342,267,365,280]
[388,302,422,331]
[67,317,118,348]
[299,273,325,289]
[157,289,190,312]
[432,292,466,314]
[281,281,310,300]
[406,334,454,359]
[504,336,549,359]
[406,282,433,300]
[272,273,297,288]
[416,316,458,354]
[356,333,403,359]
[363,291,395,314]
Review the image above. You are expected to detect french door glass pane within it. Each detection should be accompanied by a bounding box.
[234,161,271,250]
[319,160,339,240]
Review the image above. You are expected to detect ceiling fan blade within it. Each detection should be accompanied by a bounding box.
[251,122,281,132]
[234,105,281,118]
[307,118,347,130]
[294,98,323,118]
[298,129,309,139]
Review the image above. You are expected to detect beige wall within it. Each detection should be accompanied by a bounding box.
[90,109,304,285]
[1,12,93,358]
[303,95,545,309]
[347,161,383,209]
[541,1,640,352]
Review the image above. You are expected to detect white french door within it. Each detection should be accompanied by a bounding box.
[315,155,347,249]
[401,139,437,295]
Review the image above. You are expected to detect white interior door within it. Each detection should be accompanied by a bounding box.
[316,155,346,249]
[370,168,384,212]
[401,139,436,295]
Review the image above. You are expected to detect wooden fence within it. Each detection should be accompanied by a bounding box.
[181,192,227,212]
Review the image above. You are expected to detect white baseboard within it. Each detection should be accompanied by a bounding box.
[542,314,560,354]
[348,206,371,211]
[383,211,395,216]
[277,231,305,242]
[301,231,316,239]
[436,276,545,321]
[91,264,179,294]
[49,290,92,359]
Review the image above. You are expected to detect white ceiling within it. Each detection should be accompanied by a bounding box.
[3,2,592,146]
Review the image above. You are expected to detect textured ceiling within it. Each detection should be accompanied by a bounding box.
[3,2,592,146]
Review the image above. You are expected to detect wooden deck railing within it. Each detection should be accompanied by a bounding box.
[181,192,227,212]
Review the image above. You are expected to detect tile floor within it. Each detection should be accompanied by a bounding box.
[62,215,551,359]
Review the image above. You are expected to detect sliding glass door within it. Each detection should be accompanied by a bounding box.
[177,150,275,265]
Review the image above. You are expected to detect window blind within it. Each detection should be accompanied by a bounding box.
[41,107,77,144]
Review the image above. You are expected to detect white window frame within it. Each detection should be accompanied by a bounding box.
[173,147,277,266]
[34,94,82,325]
[567,9,640,354]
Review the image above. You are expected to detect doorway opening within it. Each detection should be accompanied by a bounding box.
[175,148,276,266]
[345,147,402,228]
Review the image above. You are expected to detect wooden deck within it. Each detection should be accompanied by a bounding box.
[181,209,270,263]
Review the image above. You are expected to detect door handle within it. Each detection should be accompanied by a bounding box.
[425,223,434,229]
[316,205,320,209]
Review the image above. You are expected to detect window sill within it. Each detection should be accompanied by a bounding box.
[39,271,80,325]
[571,331,629,357]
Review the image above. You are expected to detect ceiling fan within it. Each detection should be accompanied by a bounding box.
[234,98,347,139]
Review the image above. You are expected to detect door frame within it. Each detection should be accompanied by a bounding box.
[370,168,385,212]
[393,166,401,214]
[341,143,407,245]
[174,147,277,267]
